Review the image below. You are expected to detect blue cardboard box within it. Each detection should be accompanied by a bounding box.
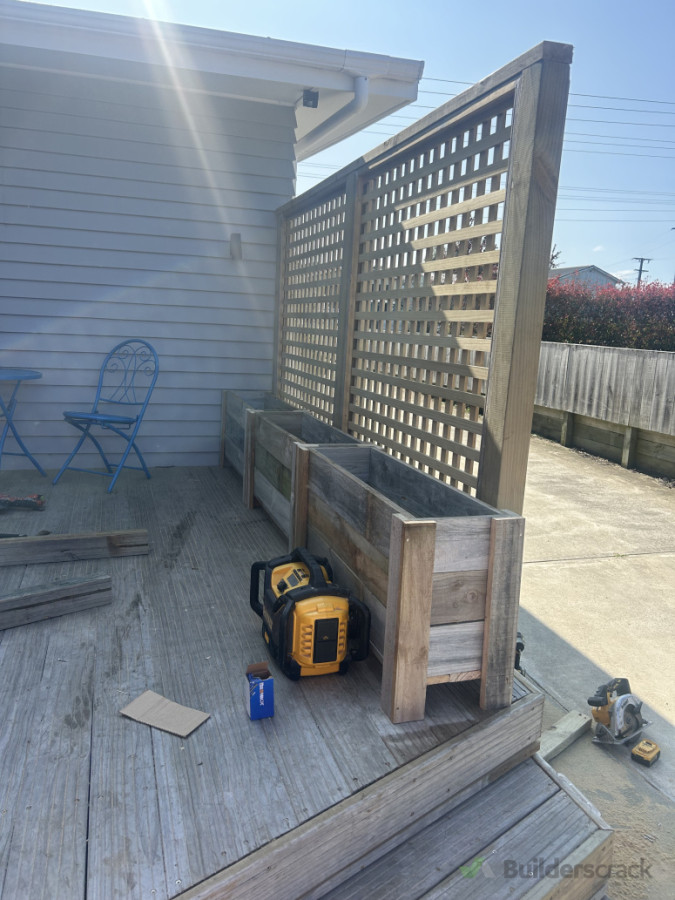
[245,662,274,720]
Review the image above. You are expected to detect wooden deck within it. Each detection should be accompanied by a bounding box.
[0,465,607,900]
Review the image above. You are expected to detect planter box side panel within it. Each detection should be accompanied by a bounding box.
[308,452,401,560]
[252,414,362,539]
[430,571,487,625]
[305,492,389,607]
[368,451,496,519]
[256,417,298,476]
[299,416,360,446]
[430,518,492,628]
[254,469,291,536]
[306,522,388,661]
[427,622,484,680]
[222,391,293,476]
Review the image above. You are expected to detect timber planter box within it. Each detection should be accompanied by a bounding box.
[252,410,360,537]
[220,390,294,491]
[291,444,525,724]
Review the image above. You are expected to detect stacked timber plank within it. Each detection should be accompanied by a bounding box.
[0,529,148,628]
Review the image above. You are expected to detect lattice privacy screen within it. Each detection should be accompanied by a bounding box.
[277,192,348,421]
[276,45,570,510]
[349,103,512,492]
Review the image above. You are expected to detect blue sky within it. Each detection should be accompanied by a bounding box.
[17,0,675,284]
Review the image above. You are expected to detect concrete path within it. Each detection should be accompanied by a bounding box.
[519,436,675,900]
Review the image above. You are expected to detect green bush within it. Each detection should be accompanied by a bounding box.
[543,279,675,351]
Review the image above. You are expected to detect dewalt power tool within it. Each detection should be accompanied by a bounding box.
[250,548,370,680]
[587,677,650,744]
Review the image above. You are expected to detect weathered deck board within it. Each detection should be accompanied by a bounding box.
[0,466,542,900]
[320,758,558,899]
[0,613,96,899]
[324,756,611,900]
[86,564,169,900]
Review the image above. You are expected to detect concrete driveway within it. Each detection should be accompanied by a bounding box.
[519,436,675,900]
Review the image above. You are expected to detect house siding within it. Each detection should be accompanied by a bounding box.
[1,63,296,471]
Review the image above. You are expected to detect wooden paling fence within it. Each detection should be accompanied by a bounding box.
[275,42,572,514]
[534,342,675,477]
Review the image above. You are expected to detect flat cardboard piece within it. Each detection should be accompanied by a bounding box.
[120,690,209,737]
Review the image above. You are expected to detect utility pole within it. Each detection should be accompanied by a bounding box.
[633,257,651,286]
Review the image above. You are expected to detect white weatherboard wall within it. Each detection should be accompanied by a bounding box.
[1,63,295,470]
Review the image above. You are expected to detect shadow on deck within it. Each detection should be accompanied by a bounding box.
[0,466,609,900]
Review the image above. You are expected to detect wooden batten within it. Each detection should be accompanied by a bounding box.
[242,407,257,509]
[478,56,570,514]
[0,530,148,566]
[290,442,311,548]
[381,515,436,723]
[480,515,526,710]
[0,575,113,630]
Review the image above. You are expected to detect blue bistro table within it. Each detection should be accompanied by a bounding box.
[0,369,46,476]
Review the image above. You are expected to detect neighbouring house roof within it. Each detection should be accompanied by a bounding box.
[0,0,424,160]
[548,265,623,285]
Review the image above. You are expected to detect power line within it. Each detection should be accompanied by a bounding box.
[557,117,675,128]
[566,103,675,115]
[368,109,675,129]
[555,218,672,223]
[565,138,675,151]
[561,185,675,196]
[557,208,675,213]
[420,78,675,106]
[565,131,675,144]
[564,148,675,159]
[570,91,675,106]
[418,89,675,117]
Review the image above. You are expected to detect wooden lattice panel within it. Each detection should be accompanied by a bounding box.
[277,190,348,422]
[276,43,571,512]
[349,99,514,493]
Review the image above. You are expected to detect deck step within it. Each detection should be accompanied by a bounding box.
[319,756,613,900]
[178,691,544,900]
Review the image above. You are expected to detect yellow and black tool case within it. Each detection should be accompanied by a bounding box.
[250,547,370,680]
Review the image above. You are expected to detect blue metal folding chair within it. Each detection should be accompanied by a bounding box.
[53,339,159,492]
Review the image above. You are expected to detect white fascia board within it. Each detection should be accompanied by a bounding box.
[1,1,423,91]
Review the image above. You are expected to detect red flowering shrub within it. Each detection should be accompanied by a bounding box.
[543,280,675,351]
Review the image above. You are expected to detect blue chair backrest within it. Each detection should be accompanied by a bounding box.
[94,339,159,413]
